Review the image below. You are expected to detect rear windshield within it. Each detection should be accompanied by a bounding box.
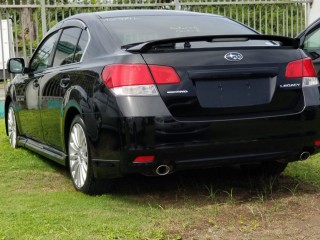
[102,15,257,47]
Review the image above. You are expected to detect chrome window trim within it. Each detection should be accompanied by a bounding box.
[79,27,91,63]
[45,23,91,70]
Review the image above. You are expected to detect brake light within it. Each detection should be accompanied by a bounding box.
[133,155,155,163]
[285,58,317,78]
[101,64,181,96]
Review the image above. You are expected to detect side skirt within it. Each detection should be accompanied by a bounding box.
[17,136,67,166]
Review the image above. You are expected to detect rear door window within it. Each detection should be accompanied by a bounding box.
[52,27,82,67]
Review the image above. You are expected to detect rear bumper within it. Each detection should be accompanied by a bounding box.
[90,105,320,178]
[93,148,309,179]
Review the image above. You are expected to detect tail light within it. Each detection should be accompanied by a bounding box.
[101,64,180,96]
[285,58,318,87]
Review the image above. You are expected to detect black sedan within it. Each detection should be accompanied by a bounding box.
[5,10,320,194]
[297,17,320,79]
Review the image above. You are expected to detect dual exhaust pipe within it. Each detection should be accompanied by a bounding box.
[155,164,171,176]
[300,151,310,161]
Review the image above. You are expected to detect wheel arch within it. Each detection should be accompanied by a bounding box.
[4,96,13,136]
[63,106,81,166]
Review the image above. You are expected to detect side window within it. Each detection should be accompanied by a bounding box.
[74,30,89,63]
[52,28,82,67]
[29,31,59,72]
[304,27,320,51]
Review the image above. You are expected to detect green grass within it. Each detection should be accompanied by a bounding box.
[1,118,320,239]
[0,120,175,240]
[285,155,320,186]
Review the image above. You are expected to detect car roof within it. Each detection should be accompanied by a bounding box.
[70,10,221,21]
[96,10,220,18]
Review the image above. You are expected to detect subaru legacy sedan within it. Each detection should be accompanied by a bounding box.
[5,10,320,194]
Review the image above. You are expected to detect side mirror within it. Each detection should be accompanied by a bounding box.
[7,58,25,74]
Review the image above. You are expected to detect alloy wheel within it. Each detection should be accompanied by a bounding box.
[69,123,89,189]
[7,106,17,148]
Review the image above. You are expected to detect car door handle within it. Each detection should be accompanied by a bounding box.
[33,80,39,88]
[60,76,70,88]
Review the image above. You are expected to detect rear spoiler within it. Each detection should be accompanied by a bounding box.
[125,34,299,53]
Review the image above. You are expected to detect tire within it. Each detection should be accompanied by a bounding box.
[68,115,98,194]
[7,103,18,148]
[241,161,288,178]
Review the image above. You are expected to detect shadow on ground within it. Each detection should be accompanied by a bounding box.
[35,152,320,205]
[110,166,319,206]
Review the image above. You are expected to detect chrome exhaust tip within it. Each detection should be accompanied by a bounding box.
[155,165,171,176]
[300,151,310,161]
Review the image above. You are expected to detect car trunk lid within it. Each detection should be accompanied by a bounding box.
[125,35,305,121]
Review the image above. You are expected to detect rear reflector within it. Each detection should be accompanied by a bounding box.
[101,64,181,96]
[285,58,317,78]
[315,140,320,147]
[133,155,155,163]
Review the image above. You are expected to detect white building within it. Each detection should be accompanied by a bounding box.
[309,0,320,25]
[0,20,14,74]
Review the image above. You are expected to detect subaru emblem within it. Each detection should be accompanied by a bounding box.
[224,52,243,62]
